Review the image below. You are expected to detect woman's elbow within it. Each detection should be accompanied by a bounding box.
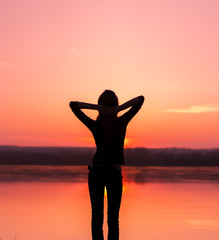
[69,101,77,110]
[139,95,145,105]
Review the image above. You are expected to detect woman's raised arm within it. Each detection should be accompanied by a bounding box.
[76,102,99,110]
[71,101,119,116]
[70,95,144,117]
[118,95,145,124]
[118,96,145,112]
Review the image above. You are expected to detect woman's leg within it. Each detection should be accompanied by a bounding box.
[106,170,123,240]
[88,169,105,240]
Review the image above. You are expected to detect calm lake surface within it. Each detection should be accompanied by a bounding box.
[0,165,219,240]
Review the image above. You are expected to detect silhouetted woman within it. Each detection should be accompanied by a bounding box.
[69,90,144,240]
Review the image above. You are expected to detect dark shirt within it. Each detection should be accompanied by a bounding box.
[69,96,144,165]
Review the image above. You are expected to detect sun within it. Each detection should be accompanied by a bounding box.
[124,137,131,148]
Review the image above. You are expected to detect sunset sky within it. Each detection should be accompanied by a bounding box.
[1,0,219,148]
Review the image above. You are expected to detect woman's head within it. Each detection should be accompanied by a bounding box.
[98,90,118,107]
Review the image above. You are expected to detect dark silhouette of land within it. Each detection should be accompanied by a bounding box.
[0,146,219,166]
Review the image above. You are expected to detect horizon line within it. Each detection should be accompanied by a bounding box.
[1,145,219,150]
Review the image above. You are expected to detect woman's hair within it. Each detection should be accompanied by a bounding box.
[98,90,118,107]
[97,90,118,121]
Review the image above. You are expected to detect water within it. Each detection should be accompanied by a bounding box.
[0,165,219,240]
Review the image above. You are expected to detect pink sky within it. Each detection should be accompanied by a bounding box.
[1,0,219,148]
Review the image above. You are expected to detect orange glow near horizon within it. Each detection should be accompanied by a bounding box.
[1,0,219,148]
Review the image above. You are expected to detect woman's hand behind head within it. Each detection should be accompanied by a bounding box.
[98,105,119,116]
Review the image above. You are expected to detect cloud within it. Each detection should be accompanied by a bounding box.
[186,219,219,230]
[165,105,219,113]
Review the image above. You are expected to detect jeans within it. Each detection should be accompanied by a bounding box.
[88,166,123,240]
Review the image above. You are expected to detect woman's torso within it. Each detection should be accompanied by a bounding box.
[92,117,126,166]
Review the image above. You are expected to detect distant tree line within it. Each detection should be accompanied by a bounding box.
[124,148,219,166]
[0,146,219,166]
